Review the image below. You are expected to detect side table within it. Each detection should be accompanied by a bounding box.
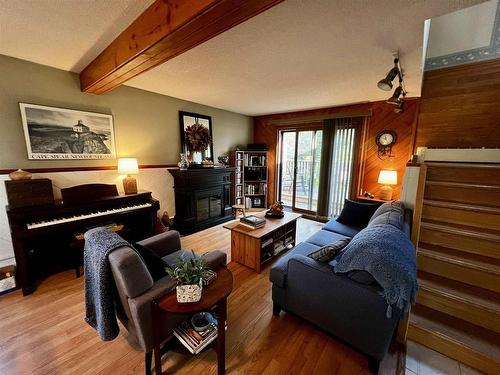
[152,266,233,375]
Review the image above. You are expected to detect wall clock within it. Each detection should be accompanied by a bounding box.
[376,130,397,159]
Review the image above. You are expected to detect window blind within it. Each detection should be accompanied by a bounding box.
[329,119,357,217]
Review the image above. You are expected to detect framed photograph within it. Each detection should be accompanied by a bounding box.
[19,103,116,160]
[179,111,214,163]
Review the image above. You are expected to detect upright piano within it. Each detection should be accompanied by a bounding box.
[6,183,160,295]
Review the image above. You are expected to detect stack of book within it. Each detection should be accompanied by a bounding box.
[173,314,227,354]
[239,215,266,229]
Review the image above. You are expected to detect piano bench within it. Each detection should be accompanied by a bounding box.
[72,225,125,278]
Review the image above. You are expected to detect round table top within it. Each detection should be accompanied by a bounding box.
[157,266,233,314]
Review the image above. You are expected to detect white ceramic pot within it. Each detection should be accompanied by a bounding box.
[176,279,203,303]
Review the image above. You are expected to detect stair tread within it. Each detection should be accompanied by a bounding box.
[418,273,500,313]
[423,199,500,215]
[425,180,500,190]
[421,219,500,240]
[410,306,500,360]
[417,243,500,275]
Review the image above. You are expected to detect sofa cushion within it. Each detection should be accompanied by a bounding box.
[369,201,405,224]
[306,229,349,247]
[347,270,376,285]
[270,241,320,288]
[337,199,380,228]
[162,250,196,268]
[308,238,351,262]
[163,250,227,271]
[368,210,403,230]
[133,243,168,282]
[323,219,362,237]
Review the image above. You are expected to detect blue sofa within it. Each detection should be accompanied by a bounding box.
[270,203,412,373]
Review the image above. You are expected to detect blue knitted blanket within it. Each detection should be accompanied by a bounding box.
[334,224,418,318]
[84,227,129,341]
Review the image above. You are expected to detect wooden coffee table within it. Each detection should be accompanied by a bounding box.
[152,266,233,375]
[224,211,301,272]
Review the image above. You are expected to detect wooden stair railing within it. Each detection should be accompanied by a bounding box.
[407,162,500,374]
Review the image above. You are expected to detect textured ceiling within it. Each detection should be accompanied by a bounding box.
[0,0,154,72]
[0,0,485,116]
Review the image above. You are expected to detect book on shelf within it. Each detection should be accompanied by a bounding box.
[173,314,227,355]
[261,237,274,248]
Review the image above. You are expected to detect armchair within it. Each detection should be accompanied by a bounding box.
[108,230,226,375]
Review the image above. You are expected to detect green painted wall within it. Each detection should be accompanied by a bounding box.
[0,55,252,169]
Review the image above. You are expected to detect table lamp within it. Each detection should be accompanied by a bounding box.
[118,158,139,194]
[378,169,397,200]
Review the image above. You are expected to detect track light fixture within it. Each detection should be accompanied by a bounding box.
[377,53,407,113]
[386,85,403,105]
[377,58,400,91]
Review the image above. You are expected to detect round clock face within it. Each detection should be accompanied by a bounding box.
[376,131,396,147]
[379,133,393,146]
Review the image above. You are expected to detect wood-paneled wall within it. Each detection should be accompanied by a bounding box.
[415,58,500,149]
[254,98,419,206]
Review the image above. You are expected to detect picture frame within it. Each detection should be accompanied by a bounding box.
[179,111,214,164]
[19,103,116,160]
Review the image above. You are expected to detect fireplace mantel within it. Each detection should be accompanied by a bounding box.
[169,167,235,234]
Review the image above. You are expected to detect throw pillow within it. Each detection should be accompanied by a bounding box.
[369,201,405,224]
[336,199,380,228]
[133,243,168,281]
[308,238,351,262]
[368,210,403,230]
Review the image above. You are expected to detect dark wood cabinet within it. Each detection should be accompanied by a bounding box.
[169,168,235,234]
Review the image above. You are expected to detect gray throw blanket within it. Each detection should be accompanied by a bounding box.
[84,227,129,341]
[334,224,418,318]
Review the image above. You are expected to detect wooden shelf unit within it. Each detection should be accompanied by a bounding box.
[232,150,268,210]
[225,212,301,273]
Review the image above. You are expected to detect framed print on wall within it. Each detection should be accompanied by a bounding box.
[19,103,116,160]
[179,111,214,164]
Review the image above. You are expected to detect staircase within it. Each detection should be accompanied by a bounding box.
[407,163,500,374]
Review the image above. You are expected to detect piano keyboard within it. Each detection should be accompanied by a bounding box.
[26,203,153,230]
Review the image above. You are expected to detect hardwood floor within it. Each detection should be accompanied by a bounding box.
[0,218,378,374]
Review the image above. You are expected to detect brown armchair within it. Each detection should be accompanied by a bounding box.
[107,230,226,374]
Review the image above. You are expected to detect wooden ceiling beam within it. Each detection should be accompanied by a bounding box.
[80,0,283,95]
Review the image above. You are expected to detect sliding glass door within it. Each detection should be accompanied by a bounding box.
[278,129,322,213]
[278,118,359,218]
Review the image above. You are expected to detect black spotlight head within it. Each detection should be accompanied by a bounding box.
[386,86,403,105]
[377,66,400,91]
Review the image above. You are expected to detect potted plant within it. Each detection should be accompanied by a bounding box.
[166,251,210,303]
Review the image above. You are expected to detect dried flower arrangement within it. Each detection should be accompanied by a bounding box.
[185,122,211,153]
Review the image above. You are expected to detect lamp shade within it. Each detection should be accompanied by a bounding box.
[118,158,139,175]
[378,170,397,185]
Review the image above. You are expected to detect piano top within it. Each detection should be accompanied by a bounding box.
[6,191,155,215]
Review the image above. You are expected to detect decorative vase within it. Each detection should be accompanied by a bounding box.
[9,169,32,181]
[178,153,189,170]
[176,279,203,303]
[217,155,229,167]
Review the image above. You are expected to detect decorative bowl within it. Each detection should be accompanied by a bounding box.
[191,312,216,332]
